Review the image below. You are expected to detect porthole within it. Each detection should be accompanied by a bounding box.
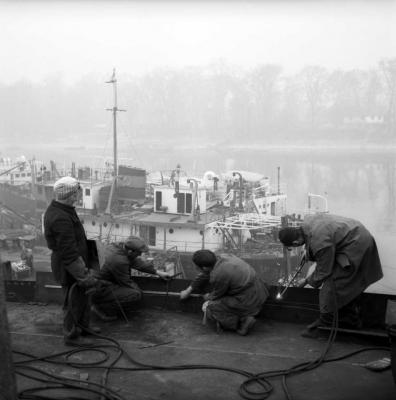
[199,230,203,235]
[103,222,108,227]
[169,228,174,234]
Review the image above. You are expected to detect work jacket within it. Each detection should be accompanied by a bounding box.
[96,243,157,288]
[191,254,269,314]
[303,213,383,313]
[44,200,91,287]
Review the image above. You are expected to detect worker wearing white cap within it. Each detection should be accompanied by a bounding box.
[44,176,100,346]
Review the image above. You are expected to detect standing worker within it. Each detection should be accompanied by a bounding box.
[278,213,383,337]
[91,236,173,321]
[180,250,269,335]
[44,176,101,346]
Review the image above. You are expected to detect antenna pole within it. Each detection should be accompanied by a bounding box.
[277,166,280,195]
[105,69,126,215]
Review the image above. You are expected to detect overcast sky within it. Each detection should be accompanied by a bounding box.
[1,0,396,84]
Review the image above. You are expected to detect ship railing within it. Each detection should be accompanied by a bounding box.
[207,213,282,230]
[252,183,287,198]
[131,245,186,279]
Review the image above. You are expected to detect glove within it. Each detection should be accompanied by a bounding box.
[84,278,111,295]
[156,270,173,280]
[296,278,307,288]
[78,270,98,288]
[98,279,113,287]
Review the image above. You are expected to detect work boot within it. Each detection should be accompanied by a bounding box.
[300,318,323,339]
[91,305,117,322]
[300,328,320,339]
[81,326,102,336]
[64,336,94,347]
[237,316,256,336]
[306,318,324,330]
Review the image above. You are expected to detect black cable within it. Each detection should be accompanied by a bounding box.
[12,281,391,400]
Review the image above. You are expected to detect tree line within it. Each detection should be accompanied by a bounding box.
[1,58,396,146]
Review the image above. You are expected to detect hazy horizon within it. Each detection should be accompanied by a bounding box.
[1,0,395,85]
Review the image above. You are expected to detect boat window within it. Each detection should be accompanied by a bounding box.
[148,226,156,246]
[21,173,26,177]
[155,191,162,211]
[85,188,91,196]
[15,174,20,178]
[27,173,31,177]
[186,193,192,214]
[177,193,185,213]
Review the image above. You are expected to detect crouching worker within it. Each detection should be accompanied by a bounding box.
[180,250,269,335]
[278,213,383,337]
[91,236,172,321]
[44,176,101,347]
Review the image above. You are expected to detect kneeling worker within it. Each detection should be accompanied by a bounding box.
[91,236,172,320]
[180,250,269,335]
[278,213,383,336]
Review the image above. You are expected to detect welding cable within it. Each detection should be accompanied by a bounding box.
[13,330,390,400]
[13,282,270,399]
[109,286,130,324]
[13,280,391,400]
[15,364,125,400]
[239,279,340,400]
[13,282,126,400]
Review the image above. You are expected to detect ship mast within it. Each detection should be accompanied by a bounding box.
[105,69,126,215]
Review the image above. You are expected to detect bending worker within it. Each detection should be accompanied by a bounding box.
[91,236,172,321]
[180,250,269,336]
[278,213,383,336]
[44,176,101,346]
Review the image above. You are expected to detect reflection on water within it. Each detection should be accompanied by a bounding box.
[10,145,396,294]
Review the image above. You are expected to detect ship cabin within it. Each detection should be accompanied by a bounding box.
[81,180,226,254]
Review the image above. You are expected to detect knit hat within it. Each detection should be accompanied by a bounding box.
[124,236,148,252]
[278,227,301,247]
[53,176,81,200]
[192,249,217,269]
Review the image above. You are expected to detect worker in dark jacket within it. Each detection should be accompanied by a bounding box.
[91,236,172,320]
[180,250,269,335]
[44,176,100,346]
[278,213,383,336]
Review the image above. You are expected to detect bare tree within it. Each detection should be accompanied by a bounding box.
[299,66,329,131]
[379,58,396,138]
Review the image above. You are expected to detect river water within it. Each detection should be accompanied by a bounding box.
[7,143,396,294]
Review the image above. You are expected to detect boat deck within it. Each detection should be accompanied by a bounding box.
[6,302,395,400]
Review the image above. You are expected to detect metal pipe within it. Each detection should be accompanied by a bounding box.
[232,172,243,210]
[276,251,307,300]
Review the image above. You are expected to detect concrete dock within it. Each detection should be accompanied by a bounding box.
[6,302,395,400]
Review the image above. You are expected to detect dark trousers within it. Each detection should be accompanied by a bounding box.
[319,294,362,329]
[92,283,142,316]
[62,284,91,339]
